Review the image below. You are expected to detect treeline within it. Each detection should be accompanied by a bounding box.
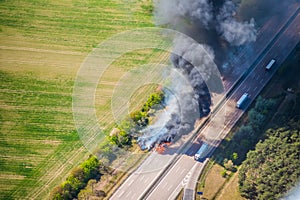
[239,119,300,199]
[216,96,277,165]
[108,89,164,147]
[231,96,276,159]
[130,90,163,126]
[51,156,102,200]
[51,90,164,199]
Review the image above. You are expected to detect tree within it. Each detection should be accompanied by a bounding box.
[239,121,300,199]
[224,159,234,171]
[51,156,101,200]
[109,134,119,146]
[118,130,131,146]
[221,169,227,178]
[68,175,84,194]
[234,125,254,141]
[51,186,64,200]
[81,156,99,181]
[248,109,265,129]
[130,110,143,123]
[95,190,106,197]
[232,152,238,161]
[71,167,85,182]
[77,180,96,200]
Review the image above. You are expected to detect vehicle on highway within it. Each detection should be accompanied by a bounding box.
[236,93,249,109]
[194,142,210,162]
[265,59,276,70]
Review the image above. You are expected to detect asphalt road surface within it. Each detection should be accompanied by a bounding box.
[144,8,300,200]
[110,3,300,200]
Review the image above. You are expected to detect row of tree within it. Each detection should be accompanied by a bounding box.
[51,89,165,199]
[51,156,101,200]
[108,89,164,147]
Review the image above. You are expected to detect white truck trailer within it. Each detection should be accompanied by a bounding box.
[236,93,249,109]
[265,59,276,70]
[194,142,210,161]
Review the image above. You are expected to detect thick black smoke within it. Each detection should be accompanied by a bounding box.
[154,0,213,28]
[217,0,256,46]
[170,38,215,117]
[138,39,216,150]
[154,0,257,47]
[237,0,297,26]
[138,0,258,150]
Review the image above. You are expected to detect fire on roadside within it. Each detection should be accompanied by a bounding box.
[155,142,172,154]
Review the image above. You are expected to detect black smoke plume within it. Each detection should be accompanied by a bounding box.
[138,0,258,150]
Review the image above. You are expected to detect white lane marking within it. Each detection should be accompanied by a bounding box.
[180,170,184,175]
[162,182,168,189]
[167,184,173,191]
[254,86,258,91]
[144,177,150,184]
[246,85,250,91]
[168,182,184,200]
[125,191,132,198]
[140,175,144,181]
[175,166,180,173]
[118,190,124,197]
[181,171,192,186]
[142,156,186,199]
[128,179,134,186]
[130,193,137,200]
[260,79,264,84]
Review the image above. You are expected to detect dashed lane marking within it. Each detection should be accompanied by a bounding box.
[118,190,124,197]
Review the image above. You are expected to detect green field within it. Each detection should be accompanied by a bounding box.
[0,0,169,199]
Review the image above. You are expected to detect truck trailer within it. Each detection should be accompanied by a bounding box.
[265,59,276,70]
[236,93,249,109]
[194,142,210,161]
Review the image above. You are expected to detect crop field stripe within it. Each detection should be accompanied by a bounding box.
[0,0,163,199]
[0,70,88,199]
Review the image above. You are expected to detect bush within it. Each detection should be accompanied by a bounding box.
[95,190,106,197]
[224,159,234,171]
[51,156,100,200]
[232,152,238,161]
[80,156,99,181]
[109,90,164,147]
[221,169,227,178]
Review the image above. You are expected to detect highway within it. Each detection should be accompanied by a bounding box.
[144,7,300,200]
[223,2,300,92]
[110,2,300,200]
